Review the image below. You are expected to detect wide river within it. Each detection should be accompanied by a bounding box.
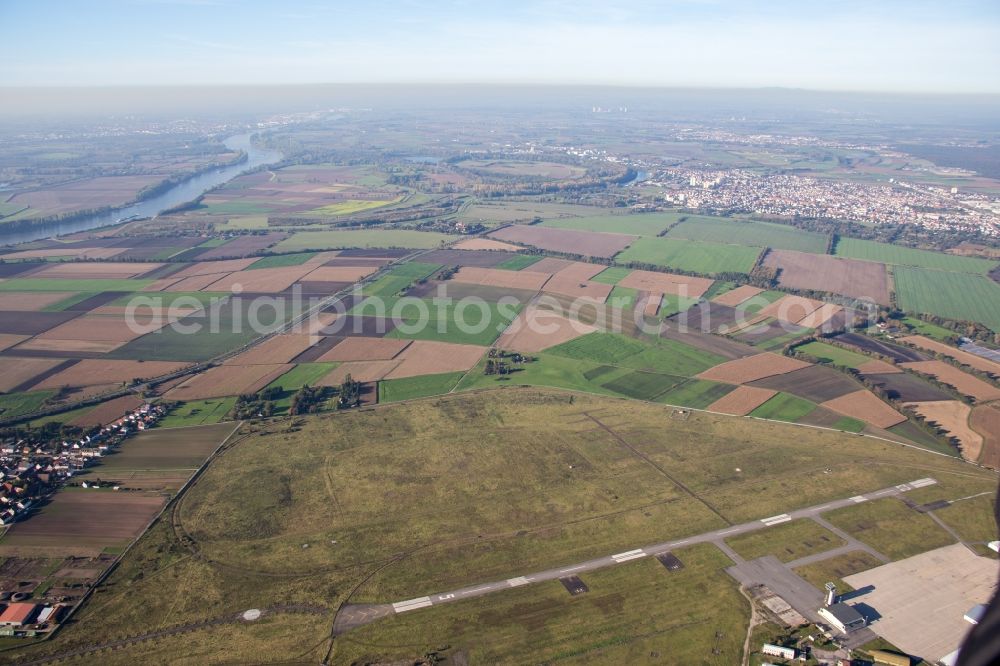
[0,133,283,247]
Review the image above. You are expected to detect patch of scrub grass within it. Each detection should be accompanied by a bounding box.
[825,498,955,560]
[933,494,999,550]
[749,392,817,422]
[0,390,57,420]
[793,550,885,592]
[378,371,465,402]
[725,519,844,563]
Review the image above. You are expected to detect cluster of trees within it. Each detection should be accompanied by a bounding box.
[229,386,283,419]
[289,385,332,415]
[484,349,534,375]
[337,375,362,408]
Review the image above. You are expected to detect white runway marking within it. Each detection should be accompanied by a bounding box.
[507,576,530,587]
[560,565,586,573]
[611,549,646,563]
[850,495,868,503]
[393,597,432,613]
[761,513,791,526]
[910,478,936,488]
[717,528,741,536]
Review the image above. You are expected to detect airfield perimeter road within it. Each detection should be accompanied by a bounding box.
[382,477,937,616]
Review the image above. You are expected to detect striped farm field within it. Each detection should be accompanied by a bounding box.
[893,266,1000,330]
[835,238,997,274]
[666,216,829,253]
[615,237,761,275]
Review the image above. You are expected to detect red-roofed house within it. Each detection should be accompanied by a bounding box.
[0,603,38,626]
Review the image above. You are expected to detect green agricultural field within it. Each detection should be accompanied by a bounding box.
[615,237,761,274]
[246,252,317,269]
[494,254,541,271]
[540,212,678,236]
[40,291,101,311]
[545,332,724,377]
[836,238,997,274]
[157,397,237,428]
[199,201,278,215]
[607,285,639,309]
[893,266,1000,330]
[6,388,995,665]
[386,298,521,346]
[600,370,687,400]
[666,216,829,253]
[749,392,817,422]
[273,229,453,252]
[0,278,154,292]
[796,341,871,368]
[0,390,56,421]
[307,198,399,216]
[351,262,441,308]
[825,498,956,560]
[900,316,957,342]
[378,371,465,402]
[655,379,735,409]
[590,266,632,284]
[726,519,844,563]
[658,293,701,318]
[455,353,630,397]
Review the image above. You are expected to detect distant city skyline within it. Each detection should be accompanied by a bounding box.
[1,0,999,93]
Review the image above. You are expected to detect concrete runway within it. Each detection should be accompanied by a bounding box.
[386,477,937,616]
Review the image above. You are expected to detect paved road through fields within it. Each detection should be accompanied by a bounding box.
[387,477,937,615]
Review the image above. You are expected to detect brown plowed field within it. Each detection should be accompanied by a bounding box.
[763,249,891,305]
[495,305,597,353]
[756,295,825,325]
[195,233,287,260]
[0,292,74,311]
[528,257,576,273]
[0,246,125,261]
[304,265,379,282]
[820,390,906,428]
[0,357,67,392]
[970,403,1000,469]
[317,337,411,362]
[707,385,777,415]
[164,273,230,292]
[905,400,982,461]
[857,360,901,375]
[317,360,400,384]
[170,258,258,278]
[453,238,523,251]
[31,262,161,279]
[643,293,663,317]
[618,270,714,299]
[900,361,1000,402]
[35,315,166,342]
[862,372,952,402]
[900,335,1000,378]
[696,352,810,384]
[450,266,550,291]
[165,363,291,400]
[69,395,144,428]
[711,285,763,307]
[13,338,126,354]
[0,492,165,552]
[225,334,320,365]
[749,365,862,402]
[834,333,928,363]
[542,263,614,302]
[660,326,758,360]
[0,311,81,335]
[795,303,844,329]
[35,359,189,389]
[0,334,27,352]
[202,266,318,293]
[383,340,487,379]
[488,224,637,259]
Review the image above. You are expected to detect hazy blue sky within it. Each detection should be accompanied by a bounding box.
[1,0,998,92]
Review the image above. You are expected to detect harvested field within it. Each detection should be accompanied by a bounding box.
[900,360,1000,402]
[710,285,762,307]
[696,352,810,384]
[794,303,843,329]
[195,233,287,259]
[0,310,80,335]
[35,314,166,342]
[542,262,614,302]
[318,337,411,362]
[863,371,952,402]
[61,291,130,312]
[450,266,550,291]
[905,401,983,461]
[820,390,906,428]
[289,335,344,362]
[12,338,126,354]
[0,291,75,311]
[34,359,189,389]
[382,340,487,379]
[763,249,891,305]
[706,385,777,415]
[748,365,863,402]
[69,395,144,427]
[495,305,598,353]
[900,335,1000,378]
[303,265,379,282]
[643,293,662,317]
[0,246,125,261]
[834,333,928,363]
[731,319,809,347]
[0,357,66,392]
[203,265,318,293]
[163,273,230,292]
[0,492,165,553]
[406,280,537,304]
[170,258,259,278]
[166,363,292,400]
[528,257,576,273]
[338,248,412,258]
[318,315,396,337]
[420,249,521,268]
[756,295,825,325]
[30,262,161,280]
[0,334,27,352]
[317,360,400,384]
[857,360,901,375]
[970,404,1000,469]
[659,326,758,360]
[225,334,320,365]
[6,174,162,218]
[488,224,636,259]
[617,270,714,299]
[452,238,523,251]
[0,262,44,278]
[672,302,741,334]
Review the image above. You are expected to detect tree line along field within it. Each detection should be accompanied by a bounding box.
[6,389,994,665]
[893,266,1000,331]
